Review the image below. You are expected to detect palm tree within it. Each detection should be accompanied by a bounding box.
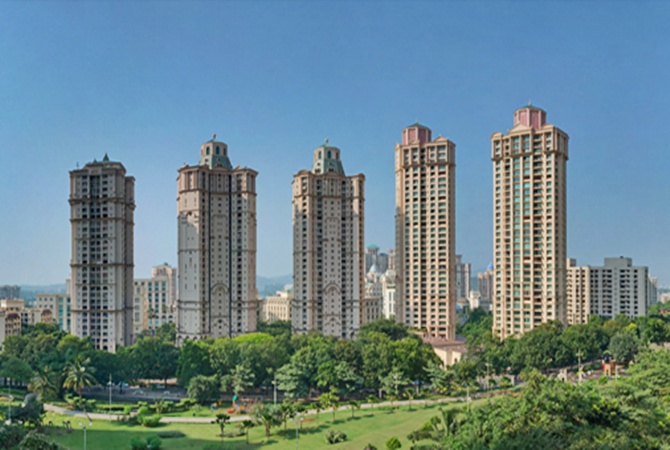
[366,394,379,415]
[214,412,230,445]
[404,387,415,411]
[348,400,361,419]
[239,419,255,444]
[62,356,97,403]
[252,403,280,438]
[29,367,58,401]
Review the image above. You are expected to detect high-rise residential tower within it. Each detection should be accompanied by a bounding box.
[395,124,456,339]
[292,141,365,339]
[491,106,569,338]
[455,255,471,302]
[176,136,258,344]
[70,155,135,352]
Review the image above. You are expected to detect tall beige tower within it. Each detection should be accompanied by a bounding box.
[292,141,365,339]
[176,136,258,344]
[395,124,456,339]
[70,155,135,352]
[491,106,569,338]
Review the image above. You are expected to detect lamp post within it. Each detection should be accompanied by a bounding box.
[7,394,14,423]
[79,422,92,450]
[294,415,304,450]
[107,375,113,419]
[272,372,277,406]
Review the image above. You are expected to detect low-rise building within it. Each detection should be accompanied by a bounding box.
[263,290,292,323]
[35,294,72,331]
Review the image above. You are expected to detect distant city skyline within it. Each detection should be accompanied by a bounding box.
[1,2,669,285]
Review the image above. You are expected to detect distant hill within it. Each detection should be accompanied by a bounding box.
[257,274,292,297]
[20,284,67,303]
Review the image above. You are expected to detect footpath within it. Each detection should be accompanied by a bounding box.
[45,393,499,425]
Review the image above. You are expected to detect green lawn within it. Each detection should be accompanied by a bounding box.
[45,400,485,449]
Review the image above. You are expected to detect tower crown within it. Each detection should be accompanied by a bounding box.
[312,139,345,175]
[513,104,547,129]
[402,122,432,145]
[199,134,232,169]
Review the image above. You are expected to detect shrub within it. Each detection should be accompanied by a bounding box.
[18,430,66,449]
[138,414,162,428]
[325,430,347,444]
[130,435,162,450]
[137,406,151,417]
[123,405,133,415]
[363,445,378,450]
[0,423,28,448]
[386,436,402,450]
[156,431,186,439]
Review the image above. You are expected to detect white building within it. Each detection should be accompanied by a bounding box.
[35,294,72,331]
[292,141,365,339]
[70,155,135,352]
[568,257,655,322]
[263,290,292,323]
[176,136,258,344]
[455,255,471,302]
[381,270,397,319]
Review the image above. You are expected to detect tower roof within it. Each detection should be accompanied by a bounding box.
[199,134,232,169]
[312,139,345,175]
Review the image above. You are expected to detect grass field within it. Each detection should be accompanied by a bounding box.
[45,400,484,449]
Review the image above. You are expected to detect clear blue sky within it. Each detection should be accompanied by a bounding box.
[1,1,669,286]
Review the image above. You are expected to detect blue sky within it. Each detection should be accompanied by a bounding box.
[1,1,669,286]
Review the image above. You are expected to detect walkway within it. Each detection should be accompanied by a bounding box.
[46,393,496,425]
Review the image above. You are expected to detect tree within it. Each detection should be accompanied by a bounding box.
[319,391,340,422]
[155,322,177,344]
[127,337,179,386]
[1,357,33,387]
[365,395,379,415]
[404,387,415,411]
[252,403,280,438]
[28,367,59,400]
[360,318,409,341]
[176,339,213,387]
[380,367,408,409]
[221,363,255,397]
[62,356,97,402]
[278,399,295,431]
[9,395,45,427]
[609,328,639,365]
[348,399,360,418]
[214,412,230,445]
[385,436,402,450]
[238,419,255,444]
[276,362,310,399]
[187,375,220,405]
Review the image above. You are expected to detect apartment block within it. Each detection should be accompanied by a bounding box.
[70,155,135,352]
[35,294,72,332]
[176,136,258,344]
[568,257,654,322]
[395,123,456,339]
[491,106,569,338]
[262,290,292,323]
[292,141,365,339]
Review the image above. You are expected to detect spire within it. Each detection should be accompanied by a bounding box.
[103,153,110,162]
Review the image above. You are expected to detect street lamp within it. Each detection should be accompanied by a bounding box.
[294,415,304,450]
[79,422,92,450]
[107,375,113,419]
[272,372,277,406]
[6,394,14,423]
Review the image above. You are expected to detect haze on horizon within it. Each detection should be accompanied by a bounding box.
[1,1,669,286]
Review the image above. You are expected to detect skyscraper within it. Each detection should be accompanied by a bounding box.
[176,136,258,344]
[292,141,365,339]
[395,123,456,339]
[70,155,135,352]
[491,106,569,338]
[455,255,471,302]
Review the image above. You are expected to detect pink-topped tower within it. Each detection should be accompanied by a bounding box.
[402,123,432,145]
[491,105,569,339]
[395,123,456,340]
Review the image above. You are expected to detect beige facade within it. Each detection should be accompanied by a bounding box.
[176,136,258,344]
[455,255,471,302]
[263,290,292,323]
[70,155,135,352]
[395,124,456,339]
[134,264,177,336]
[292,142,365,339]
[492,106,569,338]
[35,294,72,331]
[361,296,382,325]
[568,257,653,322]
[567,259,591,325]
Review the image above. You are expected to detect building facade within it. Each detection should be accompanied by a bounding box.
[176,136,258,344]
[0,286,20,299]
[35,294,72,331]
[263,290,292,323]
[455,255,471,302]
[70,155,135,352]
[491,106,569,338]
[477,264,494,306]
[568,257,654,322]
[292,141,365,339]
[395,123,456,339]
[133,264,177,336]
